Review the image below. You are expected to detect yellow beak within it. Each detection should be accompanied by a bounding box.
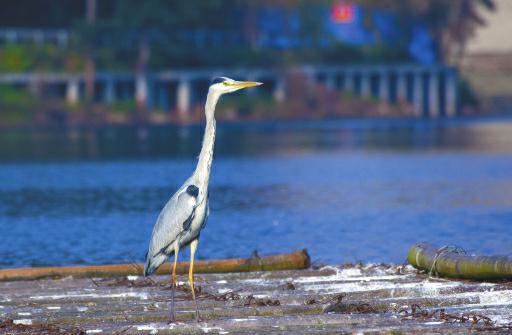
[232,81,263,88]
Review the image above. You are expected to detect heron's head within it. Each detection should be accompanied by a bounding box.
[209,77,262,95]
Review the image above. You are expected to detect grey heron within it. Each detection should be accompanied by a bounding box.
[143,77,262,322]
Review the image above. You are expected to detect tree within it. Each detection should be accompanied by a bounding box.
[355,0,496,64]
[78,1,336,69]
[84,0,96,102]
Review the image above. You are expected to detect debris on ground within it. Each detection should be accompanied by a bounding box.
[1,263,511,334]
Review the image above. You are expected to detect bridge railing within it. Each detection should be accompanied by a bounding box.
[0,28,69,47]
[0,64,458,117]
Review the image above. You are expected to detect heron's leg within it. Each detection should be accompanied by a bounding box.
[169,243,180,324]
[189,239,201,322]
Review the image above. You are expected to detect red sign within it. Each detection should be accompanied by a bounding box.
[331,4,355,23]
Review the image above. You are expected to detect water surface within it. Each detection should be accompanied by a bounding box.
[1,117,511,267]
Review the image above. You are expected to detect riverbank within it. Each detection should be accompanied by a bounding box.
[1,262,511,334]
[0,71,415,128]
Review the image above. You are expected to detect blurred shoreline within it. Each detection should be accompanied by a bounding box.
[2,112,512,131]
[2,115,512,163]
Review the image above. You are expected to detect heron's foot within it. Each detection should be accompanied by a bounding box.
[195,311,203,323]
[167,314,177,324]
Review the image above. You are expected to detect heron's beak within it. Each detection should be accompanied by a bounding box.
[232,81,263,89]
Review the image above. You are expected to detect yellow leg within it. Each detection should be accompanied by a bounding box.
[189,239,201,322]
[169,243,179,324]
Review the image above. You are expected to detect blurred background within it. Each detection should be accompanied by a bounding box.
[0,0,511,268]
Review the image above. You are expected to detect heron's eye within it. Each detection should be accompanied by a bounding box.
[222,81,229,86]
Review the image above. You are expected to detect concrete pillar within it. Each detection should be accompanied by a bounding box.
[325,74,336,90]
[303,68,315,88]
[135,75,148,108]
[34,31,44,45]
[273,77,286,102]
[428,71,440,117]
[6,30,16,43]
[57,31,68,48]
[396,71,407,102]
[177,78,191,119]
[344,71,355,94]
[378,70,389,102]
[28,75,43,97]
[66,79,79,105]
[104,78,115,104]
[360,71,370,97]
[413,72,424,117]
[445,71,457,117]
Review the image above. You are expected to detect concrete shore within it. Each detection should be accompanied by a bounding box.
[1,263,511,334]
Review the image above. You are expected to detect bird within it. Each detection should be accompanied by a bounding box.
[143,77,262,323]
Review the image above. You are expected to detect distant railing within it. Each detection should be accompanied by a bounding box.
[0,28,69,47]
[0,64,458,117]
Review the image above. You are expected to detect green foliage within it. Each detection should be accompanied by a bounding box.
[0,0,84,28]
[0,1,423,73]
[217,92,276,118]
[111,99,137,114]
[0,1,497,71]
[72,1,412,70]
[0,46,32,72]
[360,45,410,63]
[0,44,85,72]
[458,78,479,108]
[0,86,36,108]
[0,86,38,123]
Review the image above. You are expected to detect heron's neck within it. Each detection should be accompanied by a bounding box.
[194,90,219,187]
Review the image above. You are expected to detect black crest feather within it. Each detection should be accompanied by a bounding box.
[210,77,225,85]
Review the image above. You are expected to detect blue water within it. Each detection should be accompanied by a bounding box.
[1,118,512,268]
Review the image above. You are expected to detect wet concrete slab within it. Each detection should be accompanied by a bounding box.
[1,264,511,334]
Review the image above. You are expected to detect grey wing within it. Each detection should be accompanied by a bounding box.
[146,188,198,261]
[200,195,210,230]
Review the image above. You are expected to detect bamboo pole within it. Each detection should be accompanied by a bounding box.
[0,249,310,281]
[408,243,512,280]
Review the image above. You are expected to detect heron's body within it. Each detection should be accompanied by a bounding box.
[144,178,209,275]
[143,77,261,323]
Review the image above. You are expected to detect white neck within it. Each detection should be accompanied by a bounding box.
[193,89,220,190]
